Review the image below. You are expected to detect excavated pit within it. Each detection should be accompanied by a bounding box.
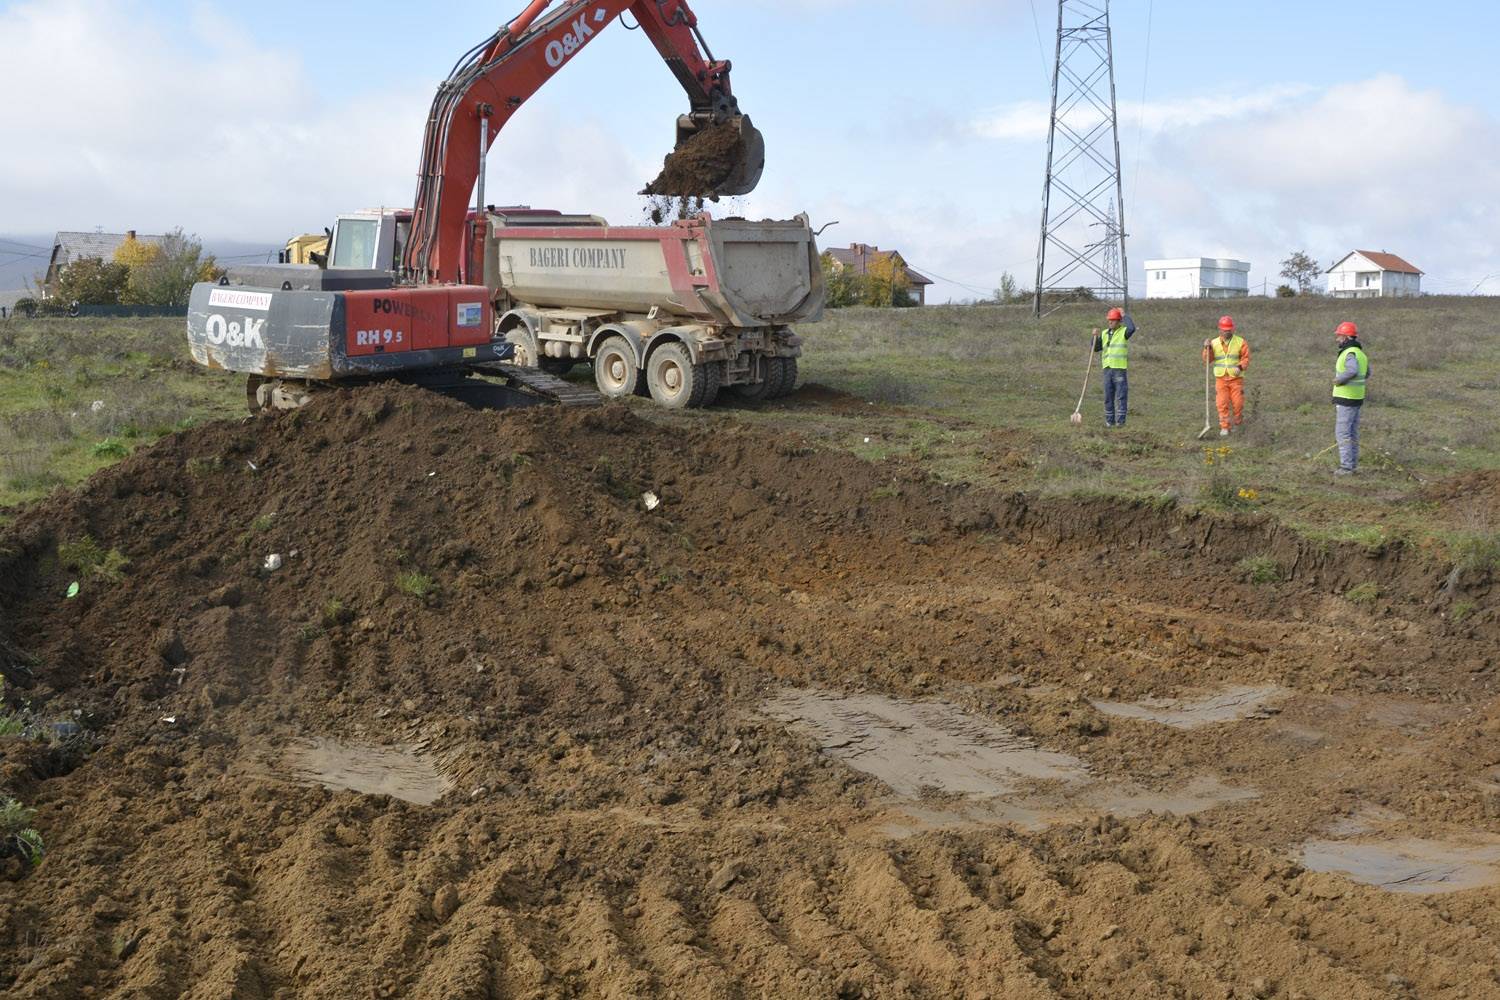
[2,383,1499,998]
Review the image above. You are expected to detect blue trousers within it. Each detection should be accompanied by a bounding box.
[1335,403,1362,471]
[1102,368,1128,426]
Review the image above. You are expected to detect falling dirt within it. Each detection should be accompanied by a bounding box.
[642,120,745,197]
[2,383,1499,997]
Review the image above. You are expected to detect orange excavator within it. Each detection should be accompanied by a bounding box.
[187,0,765,409]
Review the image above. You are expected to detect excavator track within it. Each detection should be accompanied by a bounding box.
[472,363,603,408]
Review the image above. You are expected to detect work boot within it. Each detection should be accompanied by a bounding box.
[1334,468,1356,477]
[1219,428,1230,437]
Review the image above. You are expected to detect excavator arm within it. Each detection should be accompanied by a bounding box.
[406,0,764,283]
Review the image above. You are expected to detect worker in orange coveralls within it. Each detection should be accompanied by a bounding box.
[1202,315,1250,436]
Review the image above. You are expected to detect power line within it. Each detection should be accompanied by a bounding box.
[1129,0,1154,215]
[1027,0,1052,90]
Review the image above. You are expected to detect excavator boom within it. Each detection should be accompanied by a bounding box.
[406,0,764,283]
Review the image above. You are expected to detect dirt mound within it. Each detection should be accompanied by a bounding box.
[2,385,1498,997]
[1421,469,1500,520]
[642,120,746,197]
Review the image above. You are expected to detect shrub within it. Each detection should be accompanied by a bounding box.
[0,796,44,865]
[1346,582,1379,604]
[1237,555,1283,585]
[90,438,130,459]
[1451,531,1500,575]
[58,536,130,583]
[396,572,437,599]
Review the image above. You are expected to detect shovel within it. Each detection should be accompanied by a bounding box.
[1071,335,1096,426]
[1195,356,1214,439]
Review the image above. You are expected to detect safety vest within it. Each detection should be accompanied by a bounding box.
[1333,345,1369,401]
[1212,335,1245,378]
[1100,328,1129,370]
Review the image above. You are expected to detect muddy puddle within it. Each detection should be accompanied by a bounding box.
[766,689,1255,833]
[1092,684,1289,729]
[1299,837,1500,895]
[282,737,452,806]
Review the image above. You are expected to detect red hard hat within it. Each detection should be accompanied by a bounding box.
[1107,307,1123,322]
[1336,321,1359,337]
[1218,315,1236,332]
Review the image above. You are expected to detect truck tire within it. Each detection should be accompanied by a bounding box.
[593,336,639,399]
[768,356,799,398]
[731,357,774,402]
[646,342,717,409]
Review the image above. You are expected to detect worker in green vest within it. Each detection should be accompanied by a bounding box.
[1332,320,1370,475]
[1092,306,1136,427]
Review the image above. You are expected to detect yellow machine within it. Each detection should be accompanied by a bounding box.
[280,232,329,266]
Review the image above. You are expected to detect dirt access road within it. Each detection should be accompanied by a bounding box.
[2,384,1498,998]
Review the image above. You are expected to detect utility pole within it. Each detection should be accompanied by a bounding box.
[1034,0,1129,318]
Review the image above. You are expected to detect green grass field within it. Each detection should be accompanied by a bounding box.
[2,298,1495,562]
[0,317,241,509]
[719,295,1499,559]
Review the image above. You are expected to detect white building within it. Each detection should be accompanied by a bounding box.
[1326,250,1422,298]
[1143,258,1251,299]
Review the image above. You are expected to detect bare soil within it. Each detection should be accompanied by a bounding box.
[2,384,1498,998]
[642,120,745,197]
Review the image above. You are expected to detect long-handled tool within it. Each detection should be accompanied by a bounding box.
[1070,334,1096,425]
[1195,356,1214,439]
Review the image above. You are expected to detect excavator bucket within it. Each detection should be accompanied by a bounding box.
[646,114,765,197]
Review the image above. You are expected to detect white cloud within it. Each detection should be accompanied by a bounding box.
[1130,74,1500,294]
[970,85,1317,142]
[0,0,655,241]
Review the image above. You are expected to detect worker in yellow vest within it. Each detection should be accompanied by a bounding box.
[1202,316,1250,436]
[1091,306,1136,427]
[1332,321,1370,476]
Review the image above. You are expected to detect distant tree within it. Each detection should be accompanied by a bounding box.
[112,233,160,272]
[820,252,865,308]
[1275,284,1297,298]
[121,229,222,307]
[13,297,37,318]
[1279,251,1321,295]
[863,255,915,308]
[53,256,129,305]
[995,271,1021,304]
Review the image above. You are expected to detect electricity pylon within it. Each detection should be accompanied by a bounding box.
[1034,0,1129,317]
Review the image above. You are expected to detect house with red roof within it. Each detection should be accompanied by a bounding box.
[1326,250,1422,298]
[823,243,934,305]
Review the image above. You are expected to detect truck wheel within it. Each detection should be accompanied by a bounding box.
[504,327,540,368]
[731,357,774,402]
[769,356,799,398]
[700,361,723,407]
[593,336,638,399]
[646,342,715,409]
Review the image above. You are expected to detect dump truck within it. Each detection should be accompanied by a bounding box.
[489,209,821,406]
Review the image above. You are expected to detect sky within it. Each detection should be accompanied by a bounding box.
[3,0,1499,300]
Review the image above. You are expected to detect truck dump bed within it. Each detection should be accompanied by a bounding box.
[485,213,823,328]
